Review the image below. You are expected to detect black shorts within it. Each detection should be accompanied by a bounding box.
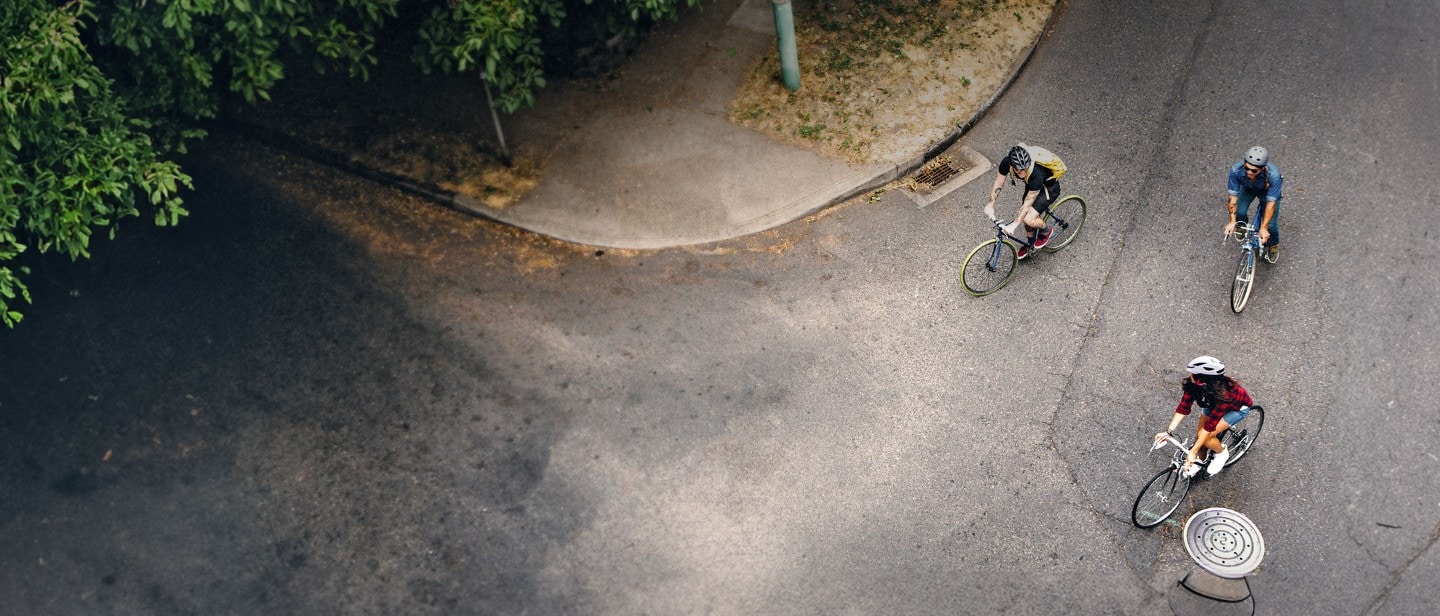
[1027,180,1061,214]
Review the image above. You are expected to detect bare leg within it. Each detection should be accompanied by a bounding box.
[1204,419,1231,452]
[1022,209,1047,230]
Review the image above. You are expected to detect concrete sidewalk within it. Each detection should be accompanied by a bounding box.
[459,0,897,249]
[246,0,1054,250]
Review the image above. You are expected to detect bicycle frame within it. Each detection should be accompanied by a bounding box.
[983,208,1077,268]
[982,220,1031,269]
[962,197,1086,297]
[1132,435,1201,528]
[1135,412,1262,528]
[1227,200,1273,312]
[1232,199,1274,259]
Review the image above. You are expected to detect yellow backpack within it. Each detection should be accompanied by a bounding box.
[1018,143,1067,179]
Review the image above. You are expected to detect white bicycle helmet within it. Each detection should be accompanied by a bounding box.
[1186,356,1226,376]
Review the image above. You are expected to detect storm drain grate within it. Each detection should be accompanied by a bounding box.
[911,156,969,187]
[903,146,991,209]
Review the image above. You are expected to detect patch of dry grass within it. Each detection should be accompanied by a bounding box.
[730,0,1056,164]
[359,132,545,211]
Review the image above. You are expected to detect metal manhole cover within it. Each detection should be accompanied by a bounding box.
[912,157,969,187]
[1183,508,1265,578]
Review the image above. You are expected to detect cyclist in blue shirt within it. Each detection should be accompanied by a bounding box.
[1222,146,1284,263]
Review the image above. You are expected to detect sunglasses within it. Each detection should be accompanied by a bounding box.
[1244,165,1264,174]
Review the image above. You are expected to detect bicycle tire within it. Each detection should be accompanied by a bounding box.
[1230,248,1256,313]
[1132,466,1191,528]
[1223,405,1264,467]
[960,239,1018,296]
[1040,195,1087,253]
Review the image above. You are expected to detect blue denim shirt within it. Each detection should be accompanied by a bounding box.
[1227,162,1283,202]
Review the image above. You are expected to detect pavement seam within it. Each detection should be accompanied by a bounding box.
[1363,517,1440,615]
[1041,0,1225,598]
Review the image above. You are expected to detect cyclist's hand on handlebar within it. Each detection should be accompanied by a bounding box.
[1223,221,1236,236]
[983,203,997,221]
[1153,432,1171,449]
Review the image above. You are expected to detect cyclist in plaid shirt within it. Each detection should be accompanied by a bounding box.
[1154,356,1255,477]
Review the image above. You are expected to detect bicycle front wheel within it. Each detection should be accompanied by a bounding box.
[1230,248,1257,313]
[1224,405,1265,467]
[1132,467,1191,528]
[960,239,1018,296]
[1040,195,1087,253]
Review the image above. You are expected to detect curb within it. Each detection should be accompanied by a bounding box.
[214,120,508,224]
[220,1,1061,248]
[836,1,1065,207]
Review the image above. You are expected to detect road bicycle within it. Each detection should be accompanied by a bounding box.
[960,195,1087,296]
[1225,202,1274,313]
[1131,405,1266,528]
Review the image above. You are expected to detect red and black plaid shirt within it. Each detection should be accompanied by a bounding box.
[1176,384,1253,432]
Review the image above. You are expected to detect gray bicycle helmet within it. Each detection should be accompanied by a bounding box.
[1186,356,1226,376]
[1243,146,1269,167]
[1007,145,1032,172]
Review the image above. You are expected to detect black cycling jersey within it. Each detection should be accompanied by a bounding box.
[998,158,1060,212]
[998,158,1057,193]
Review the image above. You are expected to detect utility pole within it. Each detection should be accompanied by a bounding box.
[772,0,800,91]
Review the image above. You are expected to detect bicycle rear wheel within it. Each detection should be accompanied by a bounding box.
[1223,405,1265,467]
[1230,248,1257,313]
[1040,195,1087,253]
[1132,467,1191,528]
[960,239,1018,296]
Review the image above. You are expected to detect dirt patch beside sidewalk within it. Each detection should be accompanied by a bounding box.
[730,0,1057,164]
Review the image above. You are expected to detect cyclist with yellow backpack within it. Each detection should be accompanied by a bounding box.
[983,143,1067,259]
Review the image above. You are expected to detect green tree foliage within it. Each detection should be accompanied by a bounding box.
[415,0,697,113]
[1,0,396,327]
[90,0,399,146]
[1,0,693,327]
[1,1,187,328]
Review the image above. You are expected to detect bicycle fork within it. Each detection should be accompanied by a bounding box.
[1237,245,1257,283]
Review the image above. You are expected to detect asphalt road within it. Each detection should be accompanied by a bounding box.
[2,0,1437,614]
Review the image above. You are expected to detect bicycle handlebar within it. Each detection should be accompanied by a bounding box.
[987,215,1016,235]
[1151,434,1188,452]
[1151,434,1205,476]
[1225,222,1255,244]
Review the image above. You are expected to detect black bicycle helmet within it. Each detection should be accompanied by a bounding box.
[1243,146,1269,167]
[1007,145,1032,172]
